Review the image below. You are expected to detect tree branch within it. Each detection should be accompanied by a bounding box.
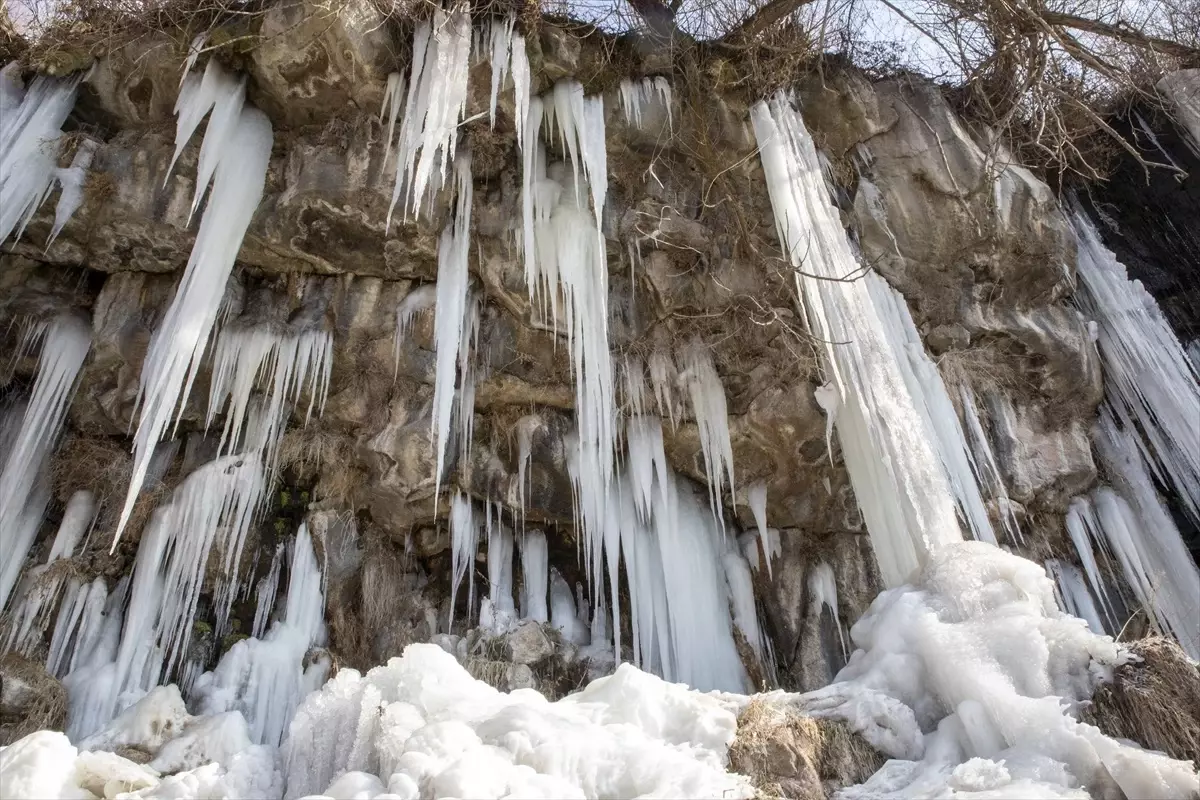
[1040,11,1200,62]
[720,0,821,44]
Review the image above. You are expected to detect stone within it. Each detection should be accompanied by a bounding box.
[505,621,555,665]
[926,324,970,354]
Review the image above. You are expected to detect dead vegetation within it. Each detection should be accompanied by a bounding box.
[728,697,885,798]
[1082,637,1200,767]
[0,653,68,746]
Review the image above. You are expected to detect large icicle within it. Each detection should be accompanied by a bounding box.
[678,339,736,520]
[112,63,272,548]
[0,63,83,245]
[430,153,474,505]
[0,315,91,612]
[447,491,479,632]
[388,8,472,223]
[752,94,965,586]
[1072,211,1200,524]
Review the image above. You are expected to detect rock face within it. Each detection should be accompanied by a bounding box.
[0,13,1150,696]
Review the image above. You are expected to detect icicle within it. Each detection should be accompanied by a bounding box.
[550,567,588,645]
[206,323,333,480]
[379,72,405,167]
[388,8,472,224]
[618,76,673,130]
[487,513,515,615]
[486,16,514,128]
[515,415,540,522]
[1046,559,1106,634]
[647,349,678,428]
[521,530,549,623]
[723,549,762,660]
[1064,496,1119,631]
[46,139,98,248]
[392,283,436,380]
[746,482,771,579]
[807,561,847,658]
[510,34,530,152]
[957,383,1022,542]
[456,290,482,470]
[1071,210,1200,525]
[112,75,272,548]
[813,382,839,465]
[430,153,474,507]
[752,93,966,587]
[251,543,286,640]
[677,339,736,520]
[0,315,91,612]
[448,492,478,632]
[0,64,82,245]
[1092,407,1200,658]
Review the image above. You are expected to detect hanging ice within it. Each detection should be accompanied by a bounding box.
[752,93,966,587]
[0,63,83,246]
[521,529,549,623]
[112,61,272,548]
[807,561,847,658]
[1046,558,1106,635]
[388,8,472,223]
[430,153,474,506]
[448,491,479,631]
[251,543,286,640]
[0,315,91,612]
[1071,211,1200,525]
[191,523,328,747]
[957,382,1023,542]
[391,283,436,379]
[618,76,673,130]
[678,339,736,520]
[745,482,772,578]
[379,72,404,167]
[205,322,333,478]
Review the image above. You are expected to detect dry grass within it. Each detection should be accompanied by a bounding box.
[1082,637,1200,767]
[729,698,884,799]
[278,424,361,506]
[0,653,68,746]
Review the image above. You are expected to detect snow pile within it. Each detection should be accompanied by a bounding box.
[799,541,1199,798]
[0,691,281,800]
[281,643,752,800]
[752,93,971,587]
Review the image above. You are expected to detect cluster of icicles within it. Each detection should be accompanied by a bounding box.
[1,10,1200,799]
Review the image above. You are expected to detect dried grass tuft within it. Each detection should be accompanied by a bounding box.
[1082,636,1200,767]
[0,653,68,746]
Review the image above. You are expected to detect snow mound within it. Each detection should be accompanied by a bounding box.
[798,540,1199,798]
[282,642,752,800]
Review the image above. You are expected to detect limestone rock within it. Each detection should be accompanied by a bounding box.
[505,621,555,665]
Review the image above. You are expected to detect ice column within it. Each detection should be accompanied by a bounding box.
[752,94,964,586]
[0,315,91,612]
[112,59,272,548]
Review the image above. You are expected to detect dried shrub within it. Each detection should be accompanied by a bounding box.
[0,653,68,746]
[1082,636,1200,767]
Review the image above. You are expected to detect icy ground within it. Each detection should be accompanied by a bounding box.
[2,541,1197,800]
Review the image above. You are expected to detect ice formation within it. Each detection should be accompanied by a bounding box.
[1,490,95,656]
[112,58,272,547]
[206,321,333,476]
[1071,211,1200,524]
[281,643,752,800]
[191,523,329,746]
[745,482,772,578]
[521,529,550,623]
[430,154,474,505]
[487,512,516,616]
[752,94,969,586]
[1047,559,1106,635]
[46,138,98,248]
[0,63,83,245]
[379,72,405,167]
[391,283,436,379]
[800,541,1198,798]
[807,561,846,657]
[678,339,736,519]
[448,491,479,631]
[388,8,472,223]
[0,315,91,612]
[252,543,286,640]
[618,76,673,130]
[957,382,1023,542]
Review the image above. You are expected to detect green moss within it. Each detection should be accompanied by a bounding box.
[221,632,249,653]
[192,620,213,637]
